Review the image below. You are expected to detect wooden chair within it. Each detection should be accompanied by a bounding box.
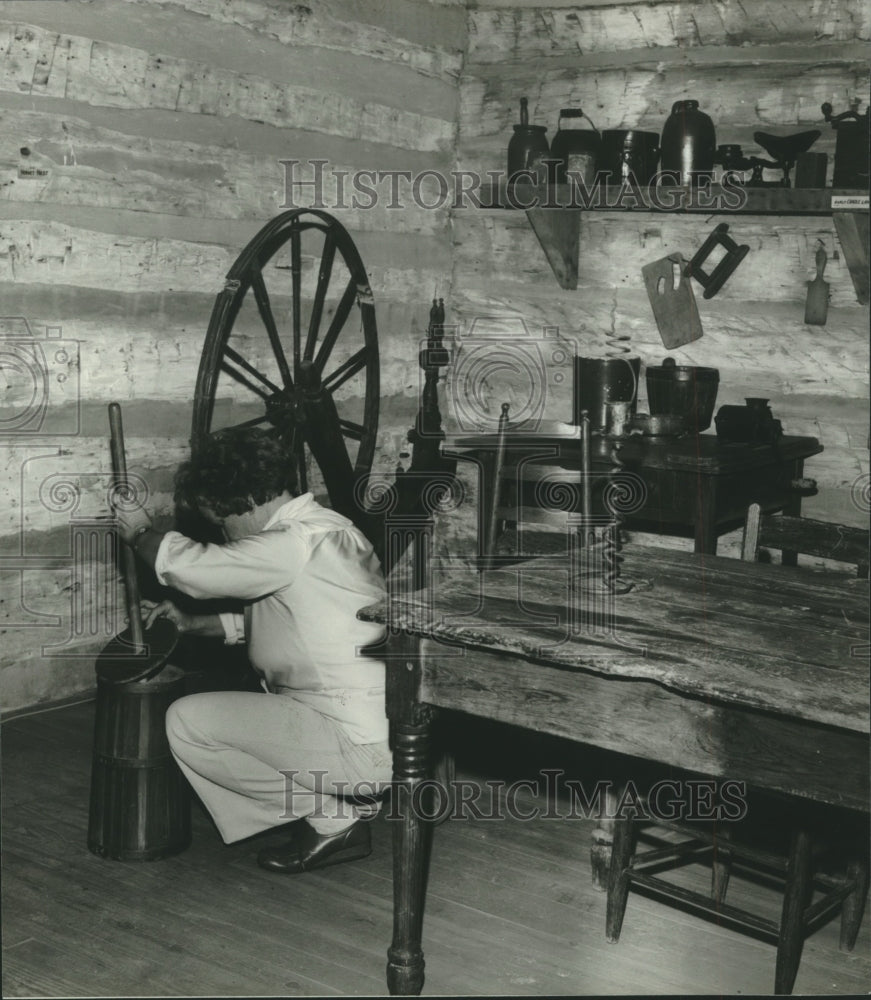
[472,405,612,571]
[485,457,586,567]
[606,505,870,995]
[741,502,869,578]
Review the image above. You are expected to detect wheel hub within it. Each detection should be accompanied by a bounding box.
[264,388,303,432]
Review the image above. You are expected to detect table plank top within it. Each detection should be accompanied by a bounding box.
[443,425,823,475]
[360,547,869,735]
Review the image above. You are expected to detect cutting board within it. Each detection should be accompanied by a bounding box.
[642,253,703,349]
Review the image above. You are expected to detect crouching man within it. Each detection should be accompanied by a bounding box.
[116,427,391,873]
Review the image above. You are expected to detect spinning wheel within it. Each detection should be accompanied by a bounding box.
[192,210,380,536]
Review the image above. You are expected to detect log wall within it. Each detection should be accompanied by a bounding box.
[0,0,464,712]
[442,0,869,558]
[2,0,868,713]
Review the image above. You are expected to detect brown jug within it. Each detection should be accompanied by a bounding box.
[660,100,716,186]
[598,130,660,187]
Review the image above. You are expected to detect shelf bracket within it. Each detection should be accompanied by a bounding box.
[832,211,870,305]
[525,206,580,290]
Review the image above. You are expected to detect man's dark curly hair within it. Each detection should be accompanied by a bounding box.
[174,428,298,518]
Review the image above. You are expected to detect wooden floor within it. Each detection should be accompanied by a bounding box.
[2,698,869,997]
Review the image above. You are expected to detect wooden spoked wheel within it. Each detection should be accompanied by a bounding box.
[192,210,380,535]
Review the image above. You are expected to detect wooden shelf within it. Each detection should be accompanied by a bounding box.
[474,182,868,215]
[467,182,869,294]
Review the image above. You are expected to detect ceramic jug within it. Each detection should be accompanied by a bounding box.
[660,100,716,186]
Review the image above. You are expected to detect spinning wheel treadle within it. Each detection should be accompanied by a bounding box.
[192,210,380,543]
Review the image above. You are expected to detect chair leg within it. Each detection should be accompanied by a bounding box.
[606,816,635,944]
[774,828,812,995]
[839,857,869,952]
[711,825,732,904]
[591,785,618,893]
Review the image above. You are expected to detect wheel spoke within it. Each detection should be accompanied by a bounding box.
[224,414,272,432]
[291,221,302,373]
[304,233,336,363]
[338,418,365,442]
[251,272,293,389]
[222,346,281,395]
[323,346,370,394]
[313,277,358,374]
[220,365,271,401]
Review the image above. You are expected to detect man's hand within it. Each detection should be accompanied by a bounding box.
[115,505,153,546]
[143,600,193,633]
[142,600,224,638]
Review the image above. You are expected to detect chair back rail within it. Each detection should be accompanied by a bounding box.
[742,502,870,576]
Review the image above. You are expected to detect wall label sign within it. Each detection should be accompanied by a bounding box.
[831,194,869,209]
[18,166,49,179]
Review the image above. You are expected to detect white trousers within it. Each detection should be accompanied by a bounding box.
[165,690,393,843]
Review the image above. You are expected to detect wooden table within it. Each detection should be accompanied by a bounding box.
[445,430,823,555]
[359,546,869,995]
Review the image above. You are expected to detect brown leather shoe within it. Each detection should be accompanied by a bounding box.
[257,820,371,874]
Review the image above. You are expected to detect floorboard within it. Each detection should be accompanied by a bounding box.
[2,699,868,997]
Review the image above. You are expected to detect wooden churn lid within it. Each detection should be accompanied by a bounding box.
[95,617,179,685]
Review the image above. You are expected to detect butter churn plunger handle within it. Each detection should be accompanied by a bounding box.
[580,409,593,546]
[483,402,511,571]
[108,402,145,651]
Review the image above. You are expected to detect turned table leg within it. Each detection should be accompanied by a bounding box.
[387,714,434,996]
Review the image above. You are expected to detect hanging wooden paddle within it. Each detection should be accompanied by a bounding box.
[804,244,829,326]
[95,402,178,685]
[642,252,704,349]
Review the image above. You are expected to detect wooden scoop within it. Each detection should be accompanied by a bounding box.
[804,244,829,325]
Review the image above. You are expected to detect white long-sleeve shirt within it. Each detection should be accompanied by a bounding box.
[154,493,388,744]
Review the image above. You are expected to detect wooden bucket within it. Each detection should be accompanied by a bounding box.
[87,664,191,861]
